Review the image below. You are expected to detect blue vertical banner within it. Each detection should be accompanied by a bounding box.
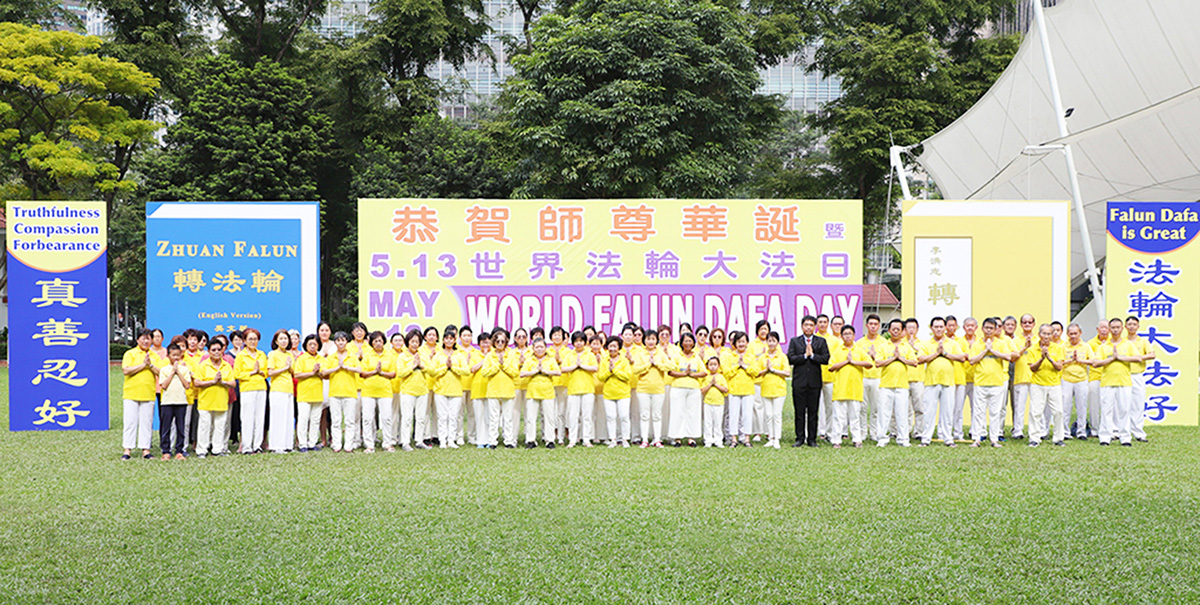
[7,201,110,431]
[145,202,320,342]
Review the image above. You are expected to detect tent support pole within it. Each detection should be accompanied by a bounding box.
[1032,0,1104,315]
[890,145,914,200]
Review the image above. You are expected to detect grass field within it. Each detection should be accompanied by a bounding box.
[2,366,1198,603]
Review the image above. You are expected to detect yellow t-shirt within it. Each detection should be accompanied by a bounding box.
[831,343,869,401]
[267,350,294,393]
[122,347,160,401]
[1030,342,1066,387]
[969,337,1012,387]
[624,344,648,391]
[749,339,768,384]
[1086,336,1107,381]
[1126,337,1150,374]
[958,335,979,383]
[324,352,360,398]
[760,349,790,398]
[361,348,396,398]
[234,348,269,391]
[638,347,673,395]
[672,351,706,389]
[1011,332,1037,384]
[702,373,729,406]
[597,354,632,400]
[459,346,482,391]
[856,335,884,379]
[822,336,842,383]
[347,339,369,390]
[1098,341,1135,387]
[1061,341,1092,383]
[921,338,961,387]
[723,350,760,396]
[564,348,598,395]
[874,339,912,390]
[484,349,519,399]
[395,350,429,396]
[195,360,234,412]
[433,349,469,397]
[157,361,191,405]
[184,349,204,402]
[905,337,925,383]
[522,355,560,400]
[293,353,324,403]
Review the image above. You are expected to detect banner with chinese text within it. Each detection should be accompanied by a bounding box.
[146,202,321,341]
[1106,201,1199,426]
[359,199,862,339]
[7,201,109,431]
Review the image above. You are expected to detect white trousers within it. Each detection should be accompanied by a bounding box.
[296,400,322,449]
[1100,385,1132,444]
[267,391,295,452]
[638,392,666,443]
[861,378,880,440]
[630,389,641,441]
[122,399,154,450]
[471,396,488,446]
[952,384,973,440]
[330,396,359,451]
[604,397,631,443]
[830,399,863,445]
[555,386,568,442]
[1029,384,1064,444]
[566,393,595,445]
[975,384,1007,443]
[490,398,509,446]
[668,387,702,439]
[378,394,399,448]
[876,387,910,446]
[752,384,766,435]
[764,396,786,442]
[351,394,364,449]
[1130,374,1147,439]
[1087,380,1102,437]
[502,397,520,445]
[435,394,462,447]
[362,396,391,450]
[908,382,924,440]
[920,384,954,444]
[1061,380,1089,438]
[197,409,228,454]
[526,397,556,443]
[1011,383,1031,437]
[703,403,724,445]
[819,383,833,437]
[463,393,474,445]
[727,394,755,438]
[238,390,267,453]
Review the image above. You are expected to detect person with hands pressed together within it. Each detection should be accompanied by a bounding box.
[291,334,325,452]
[874,320,916,447]
[122,329,162,460]
[1027,324,1067,447]
[1091,318,1138,446]
[1085,320,1111,439]
[828,325,874,448]
[598,336,634,447]
[561,331,599,448]
[193,339,235,458]
[264,330,296,453]
[521,337,562,448]
[724,331,758,448]
[700,357,729,447]
[667,332,706,447]
[636,329,673,448]
[760,332,791,449]
[157,341,192,460]
[917,317,966,447]
[322,331,362,453]
[967,318,1016,447]
[484,329,520,449]
[360,331,397,453]
[1123,316,1154,443]
[787,315,830,447]
[1061,323,1093,441]
[233,328,268,454]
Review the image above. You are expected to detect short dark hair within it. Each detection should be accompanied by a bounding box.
[801,315,817,326]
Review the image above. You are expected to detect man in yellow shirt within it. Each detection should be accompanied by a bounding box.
[968,318,1015,447]
[829,325,873,448]
[815,314,834,439]
[857,314,884,442]
[193,339,235,457]
[1027,324,1066,446]
[1085,320,1110,439]
[1061,323,1093,440]
[903,318,925,442]
[916,317,965,446]
[121,329,161,460]
[873,320,916,447]
[1092,318,1138,446]
[1009,314,1037,439]
[953,318,980,441]
[1124,316,1154,442]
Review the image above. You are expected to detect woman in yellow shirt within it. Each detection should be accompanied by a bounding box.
[321,331,362,452]
[193,339,235,458]
[233,328,269,454]
[723,332,759,447]
[549,326,569,444]
[509,328,530,444]
[360,331,397,453]
[561,331,599,448]
[265,329,296,453]
[393,330,429,451]
[700,357,729,447]
[483,329,520,448]
[750,320,772,442]
[292,334,324,452]
[637,330,673,448]
[828,325,874,448]
[667,332,706,447]
[121,329,160,460]
[457,326,481,446]
[470,332,493,448]
[597,336,633,447]
[760,332,791,449]
[520,337,562,448]
[432,327,470,449]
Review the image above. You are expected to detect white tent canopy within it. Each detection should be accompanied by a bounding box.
[914,0,1200,286]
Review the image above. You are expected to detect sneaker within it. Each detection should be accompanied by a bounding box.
[1136,437,1149,443]
[546,442,555,449]
[607,441,617,448]
[402,444,414,452]
[715,442,725,448]
[504,444,515,449]
[1121,441,1132,447]
[1029,441,1040,448]
[622,441,630,448]
[1053,441,1065,447]
[414,443,430,450]
[198,453,207,459]
[753,435,762,442]
[640,441,649,449]
[448,443,459,449]
[772,441,781,450]
[652,441,663,448]
[1099,441,1110,446]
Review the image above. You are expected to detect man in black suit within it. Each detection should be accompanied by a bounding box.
[787,315,829,447]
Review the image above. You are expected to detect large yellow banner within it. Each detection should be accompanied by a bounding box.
[358,199,862,339]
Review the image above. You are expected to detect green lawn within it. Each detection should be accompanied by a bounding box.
[2,366,1198,603]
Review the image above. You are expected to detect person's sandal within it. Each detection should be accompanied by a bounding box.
[121,454,131,460]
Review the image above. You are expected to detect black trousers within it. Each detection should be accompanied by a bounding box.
[160,404,189,455]
[792,384,821,444]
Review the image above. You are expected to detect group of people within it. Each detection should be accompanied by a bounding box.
[119,312,1155,459]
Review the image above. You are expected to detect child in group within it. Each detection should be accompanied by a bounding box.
[234,328,269,454]
[322,331,362,452]
[121,328,160,460]
[292,334,325,452]
[700,357,729,447]
[759,332,791,449]
[828,325,873,448]
[265,329,296,454]
[193,339,235,458]
[521,337,562,448]
[597,336,633,448]
[360,331,397,453]
[561,331,598,448]
[157,342,192,460]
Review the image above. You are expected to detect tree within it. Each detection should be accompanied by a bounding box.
[808,0,1019,234]
[738,111,850,201]
[500,0,780,199]
[0,0,82,29]
[0,23,161,201]
[192,0,327,64]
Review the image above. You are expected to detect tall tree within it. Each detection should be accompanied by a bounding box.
[193,0,327,64]
[809,0,1019,233]
[0,0,82,29]
[0,23,161,201]
[500,0,780,199]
